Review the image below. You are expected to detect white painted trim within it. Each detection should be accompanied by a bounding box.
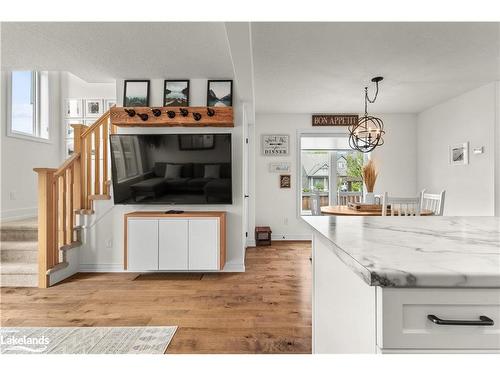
[246,239,256,247]
[271,234,312,241]
[0,207,37,221]
[295,129,352,220]
[79,264,124,272]
[495,81,500,217]
[79,262,246,273]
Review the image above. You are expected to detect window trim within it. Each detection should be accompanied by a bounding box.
[6,71,52,144]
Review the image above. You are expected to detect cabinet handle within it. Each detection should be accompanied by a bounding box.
[427,314,494,326]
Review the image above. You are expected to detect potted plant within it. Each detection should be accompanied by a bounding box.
[362,159,378,204]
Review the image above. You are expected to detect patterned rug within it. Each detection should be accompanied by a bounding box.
[0,326,177,354]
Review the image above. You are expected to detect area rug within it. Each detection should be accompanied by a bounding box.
[0,326,177,354]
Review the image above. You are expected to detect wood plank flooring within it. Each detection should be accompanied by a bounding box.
[0,241,312,354]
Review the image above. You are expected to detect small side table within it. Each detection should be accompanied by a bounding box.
[255,226,272,246]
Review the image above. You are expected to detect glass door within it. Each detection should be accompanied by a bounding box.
[300,136,364,215]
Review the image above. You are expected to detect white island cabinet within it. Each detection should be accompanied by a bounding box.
[304,216,500,354]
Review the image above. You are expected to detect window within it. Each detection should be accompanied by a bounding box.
[9,71,49,140]
[110,137,144,183]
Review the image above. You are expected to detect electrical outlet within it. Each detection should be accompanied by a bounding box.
[105,239,113,248]
[9,191,16,200]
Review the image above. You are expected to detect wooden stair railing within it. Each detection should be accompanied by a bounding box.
[34,109,114,288]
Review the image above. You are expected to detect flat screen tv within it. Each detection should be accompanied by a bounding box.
[110,134,232,204]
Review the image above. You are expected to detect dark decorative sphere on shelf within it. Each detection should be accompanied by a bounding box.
[137,113,149,121]
[167,111,176,119]
[207,108,215,117]
[180,108,189,117]
[151,108,161,117]
[124,108,136,117]
[348,115,385,153]
[193,112,202,121]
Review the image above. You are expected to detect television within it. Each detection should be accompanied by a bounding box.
[109,134,232,204]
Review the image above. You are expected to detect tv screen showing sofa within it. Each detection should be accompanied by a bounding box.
[109,134,232,204]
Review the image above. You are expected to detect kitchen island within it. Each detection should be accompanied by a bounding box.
[303,216,500,353]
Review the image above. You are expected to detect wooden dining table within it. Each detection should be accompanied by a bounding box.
[320,205,434,216]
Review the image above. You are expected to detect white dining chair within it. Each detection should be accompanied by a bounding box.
[382,192,421,216]
[420,189,446,216]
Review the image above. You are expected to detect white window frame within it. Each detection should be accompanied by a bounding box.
[6,71,51,144]
[297,129,369,218]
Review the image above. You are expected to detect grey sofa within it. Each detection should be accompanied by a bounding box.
[130,162,231,202]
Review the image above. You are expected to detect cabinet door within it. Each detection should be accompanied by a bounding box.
[127,219,158,271]
[158,219,189,270]
[188,219,219,270]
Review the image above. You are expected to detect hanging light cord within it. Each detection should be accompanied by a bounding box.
[364,80,380,116]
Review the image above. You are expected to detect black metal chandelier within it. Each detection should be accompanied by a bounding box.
[348,76,385,153]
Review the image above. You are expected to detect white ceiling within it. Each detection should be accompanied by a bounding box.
[1,22,234,82]
[252,22,500,113]
[1,22,499,114]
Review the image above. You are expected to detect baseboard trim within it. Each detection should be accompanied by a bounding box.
[222,262,245,272]
[271,234,312,241]
[79,264,124,272]
[79,262,246,273]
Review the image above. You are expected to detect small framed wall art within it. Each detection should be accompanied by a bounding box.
[123,80,150,107]
[105,99,117,110]
[164,80,190,107]
[207,80,233,107]
[262,134,289,156]
[269,162,291,173]
[84,99,103,117]
[65,99,83,118]
[449,142,469,166]
[280,174,291,189]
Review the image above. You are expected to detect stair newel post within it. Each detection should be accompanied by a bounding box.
[33,168,57,288]
[72,124,87,211]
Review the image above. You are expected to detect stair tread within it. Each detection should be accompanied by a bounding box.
[0,241,38,251]
[0,217,38,231]
[1,262,38,274]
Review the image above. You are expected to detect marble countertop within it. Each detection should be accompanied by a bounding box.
[303,216,500,288]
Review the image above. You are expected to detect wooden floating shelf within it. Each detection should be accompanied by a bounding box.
[110,106,233,128]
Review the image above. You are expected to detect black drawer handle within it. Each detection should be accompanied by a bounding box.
[427,314,494,326]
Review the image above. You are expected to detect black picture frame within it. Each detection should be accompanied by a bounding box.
[163,80,190,107]
[123,80,150,107]
[207,80,233,107]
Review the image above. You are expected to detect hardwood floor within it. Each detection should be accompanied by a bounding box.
[0,241,312,354]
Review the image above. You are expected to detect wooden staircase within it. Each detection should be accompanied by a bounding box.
[34,110,115,288]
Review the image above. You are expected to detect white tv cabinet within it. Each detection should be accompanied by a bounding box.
[124,211,226,271]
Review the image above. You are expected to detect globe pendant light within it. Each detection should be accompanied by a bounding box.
[348,76,385,153]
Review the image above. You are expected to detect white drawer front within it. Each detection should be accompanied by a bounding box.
[378,288,500,350]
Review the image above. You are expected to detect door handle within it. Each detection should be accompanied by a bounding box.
[427,314,494,326]
[244,195,249,198]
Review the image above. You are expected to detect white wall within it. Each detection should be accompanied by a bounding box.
[495,82,500,217]
[417,83,497,216]
[0,71,63,220]
[61,72,116,99]
[78,78,246,272]
[254,113,417,239]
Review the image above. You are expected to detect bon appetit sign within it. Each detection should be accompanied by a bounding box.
[312,114,359,126]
